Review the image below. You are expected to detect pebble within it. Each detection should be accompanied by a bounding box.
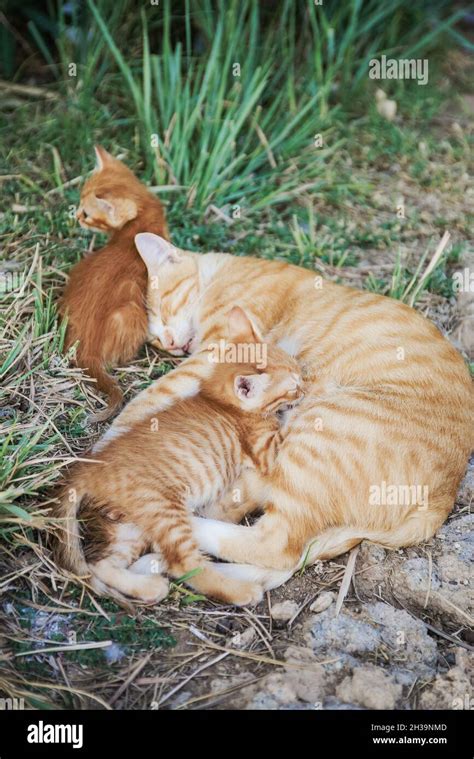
[310,592,335,614]
[270,600,299,622]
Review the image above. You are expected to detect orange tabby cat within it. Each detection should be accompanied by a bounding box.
[95,233,473,584]
[59,146,170,419]
[54,307,303,605]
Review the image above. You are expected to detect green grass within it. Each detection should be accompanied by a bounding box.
[13,606,175,669]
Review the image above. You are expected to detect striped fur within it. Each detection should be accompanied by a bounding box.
[54,308,303,605]
[59,147,169,420]
[94,234,473,583]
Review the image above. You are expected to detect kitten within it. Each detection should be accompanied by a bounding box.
[59,146,170,420]
[54,307,303,606]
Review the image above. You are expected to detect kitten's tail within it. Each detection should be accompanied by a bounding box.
[53,484,167,606]
[83,358,123,421]
[52,485,128,605]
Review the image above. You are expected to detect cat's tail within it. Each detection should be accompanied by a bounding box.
[82,357,123,421]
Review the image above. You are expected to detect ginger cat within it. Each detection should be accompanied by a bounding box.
[59,146,170,420]
[94,233,473,585]
[54,307,303,606]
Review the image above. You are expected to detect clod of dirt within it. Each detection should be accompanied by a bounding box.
[234,599,442,710]
[451,251,474,359]
[305,601,438,684]
[282,646,333,704]
[457,458,474,507]
[230,626,257,648]
[270,600,299,622]
[309,591,335,613]
[305,606,380,672]
[243,672,309,710]
[418,648,473,710]
[336,665,402,710]
[355,515,473,628]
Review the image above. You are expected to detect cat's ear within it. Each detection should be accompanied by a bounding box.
[227,306,262,344]
[135,233,182,272]
[234,373,270,403]
[94,145,114,172]
[94,196,137,227]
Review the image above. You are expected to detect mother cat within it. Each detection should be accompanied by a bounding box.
[95,232,473,578]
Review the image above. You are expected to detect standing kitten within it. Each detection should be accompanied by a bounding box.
[59,146,170,419]
[54,307,303,606]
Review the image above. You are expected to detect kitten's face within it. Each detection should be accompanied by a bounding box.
[135,233,199,356]
[76,146,140,233]
[211,307,304,414]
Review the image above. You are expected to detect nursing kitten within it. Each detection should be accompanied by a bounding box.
[59,146,170,420]
[54,307,303,606]
[97,233,473,579]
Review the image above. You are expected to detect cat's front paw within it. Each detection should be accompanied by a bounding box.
[226,580,264,607]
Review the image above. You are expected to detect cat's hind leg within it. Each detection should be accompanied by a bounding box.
[89,526,168,603]
[150,526,264,606]
[91,558,169,603]
[130,551,286,599]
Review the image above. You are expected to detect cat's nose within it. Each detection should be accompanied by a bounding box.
[163,329,175,349]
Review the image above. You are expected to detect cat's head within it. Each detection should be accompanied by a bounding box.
[208,306,304,414]
[135,232,199,356]
[76,146,144,233]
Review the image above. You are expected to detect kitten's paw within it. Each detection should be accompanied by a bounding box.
[136,575,169,604]
[129,553,164,575]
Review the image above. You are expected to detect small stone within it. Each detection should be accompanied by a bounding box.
[310,592,335,613]
[230,626,257,648]
[270,600,299,622]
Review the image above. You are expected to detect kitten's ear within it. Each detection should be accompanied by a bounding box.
[94,145,114,172]
[234,373,270,403]
[227,306,262,344]
[95,196,137,227]
[135,233,182,272]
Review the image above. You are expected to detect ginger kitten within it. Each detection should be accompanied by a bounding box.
[59,146,170,419]
[54,307,303,606]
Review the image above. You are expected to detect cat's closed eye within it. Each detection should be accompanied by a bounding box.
[77,208,89,223]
